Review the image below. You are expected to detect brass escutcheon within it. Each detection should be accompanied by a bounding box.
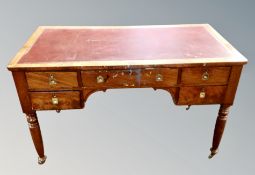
[97,75,104,83]
[199,90,206,98]
[52,95,59,105]
[155,74,163,81]
[202,71,209,81]
[49,74,57,85]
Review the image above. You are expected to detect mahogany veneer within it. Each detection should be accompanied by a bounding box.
[26,72,79,89]
[7,24,247,164]
[30,91,81,110]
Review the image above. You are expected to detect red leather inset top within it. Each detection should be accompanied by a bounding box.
[19,26,232,63]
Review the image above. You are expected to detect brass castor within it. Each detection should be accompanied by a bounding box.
[208,153,215,159]
[186,105,191,110]
[38,155,47,164]
[208,149,218,159]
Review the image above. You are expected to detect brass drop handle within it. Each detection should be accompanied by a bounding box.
[97,75,105,83]
[199,89,206,98]
[202,71,209,81]
[52,95,59,105]
[49,74,57,85]
[155,74,163,81]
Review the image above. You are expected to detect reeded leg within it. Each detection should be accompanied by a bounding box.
[209,104,231,159]
[26,113,47,164]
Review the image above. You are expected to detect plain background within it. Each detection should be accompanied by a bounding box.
[0,0,254,174]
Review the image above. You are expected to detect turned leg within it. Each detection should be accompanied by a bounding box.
[26,113,47,164]
[209,104,231,159]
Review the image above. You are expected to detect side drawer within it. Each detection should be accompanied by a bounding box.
[177,86,227,105]
[181,67,231,85]
[30,91,81,110]
[26,72,79,89]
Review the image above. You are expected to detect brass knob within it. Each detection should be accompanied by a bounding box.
[155,74,163,81]
[199,90,206,98]
[52,95,59,105]
[49,74,57,85]
[202,71,209,81]
[97,75,105,83]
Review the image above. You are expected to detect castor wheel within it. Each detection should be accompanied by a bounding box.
[208,149,218,159]
[38,155,47,164]
[208,153,215,159]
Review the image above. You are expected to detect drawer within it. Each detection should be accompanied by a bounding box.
[140,68,178,87]
[177,86,227,105]
[26,72,78,89]
[82,70,138,88]
[181,67,231,85]
[30,91,81,110]
[82,68,178,88]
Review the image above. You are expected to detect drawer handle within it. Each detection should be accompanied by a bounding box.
[52,95,59,105]
[155,74,163,81]
[202,71,209,81]
[199,90,206,98]
[97,75,105,83]
[49,74,57,85]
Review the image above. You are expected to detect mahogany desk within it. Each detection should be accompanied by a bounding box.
[7,24,247,164]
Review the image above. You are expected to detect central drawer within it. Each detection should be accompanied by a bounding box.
[140,68,178,87]
[81,68,178,88]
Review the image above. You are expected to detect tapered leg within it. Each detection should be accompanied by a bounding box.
[26,113,47,164]
[209,104,231,159]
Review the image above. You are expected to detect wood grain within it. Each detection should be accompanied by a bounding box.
[26,113,46,164]
[30,91,81,110]
[12,71,33,113]
[181,67,231,85]
[209,104,231,158]
[11,71,46,164]
[82,68,178,88]
[223,65,243,104]
[26,72,78,89]
[178,86,227,105]
[140,68,178,87]
[82,70,138,88]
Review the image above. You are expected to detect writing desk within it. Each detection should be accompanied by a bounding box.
[7,24,247,164]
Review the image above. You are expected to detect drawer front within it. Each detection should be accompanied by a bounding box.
[82,68,178,88]
[30,91,81,110]
[178,86,226,105]
[181,67,231,85]
[140,68,178,87]
[82,70,137,88]
[26,72,78,89]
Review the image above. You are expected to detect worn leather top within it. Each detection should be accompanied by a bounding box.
[18,25,234,64]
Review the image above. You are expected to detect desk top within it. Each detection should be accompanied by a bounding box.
[8,24,247,70]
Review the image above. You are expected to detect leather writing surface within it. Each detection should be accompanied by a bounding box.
[19,26,232,63]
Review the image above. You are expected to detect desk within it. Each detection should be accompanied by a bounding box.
[7,24,247,164]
